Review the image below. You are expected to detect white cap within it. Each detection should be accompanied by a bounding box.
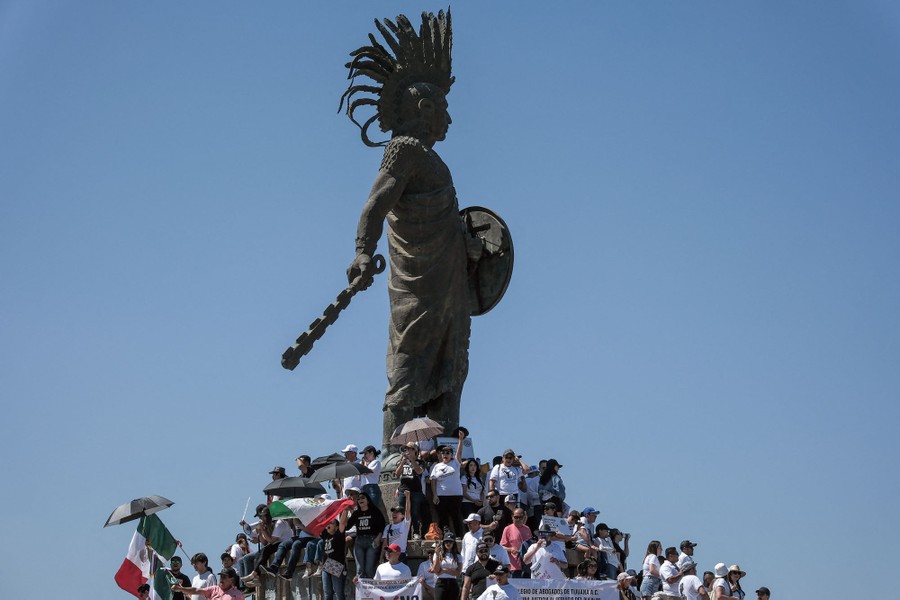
[464,513,482,523]
[342,444,359,453]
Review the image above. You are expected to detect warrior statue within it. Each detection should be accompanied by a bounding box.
[341,10,512,450]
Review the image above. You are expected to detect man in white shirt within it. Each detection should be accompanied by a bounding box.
[339,444,362,496]
[678,539,698,569]
[382,490,412,560]
[483,534,510,566]
[678,560,709,600]
[659,546,684,599]
[476,564,522,600]
[373,544,411,581]
[489,450,528,499]
[461,513,484,570]
[522,529,567,580]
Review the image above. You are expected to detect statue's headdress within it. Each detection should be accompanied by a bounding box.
[340,9,454,147]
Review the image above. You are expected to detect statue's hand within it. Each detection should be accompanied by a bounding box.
[465,234,484,261]
[347,253,374,290]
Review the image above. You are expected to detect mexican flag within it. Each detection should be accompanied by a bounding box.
[268,496,356,536]
[114,514,178,597]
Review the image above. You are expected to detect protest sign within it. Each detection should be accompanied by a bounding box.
[356,577,423,600]
[538,516,573,536]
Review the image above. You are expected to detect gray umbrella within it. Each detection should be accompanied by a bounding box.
[263,477,326,498]
[389,416,444,445]
[310,452,348,469]
[104,495,174,528]
[308,461,373,484]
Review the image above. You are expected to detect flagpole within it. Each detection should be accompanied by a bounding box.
[241,495,251,522]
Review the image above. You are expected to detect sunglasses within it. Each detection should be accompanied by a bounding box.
[513,515,524,520]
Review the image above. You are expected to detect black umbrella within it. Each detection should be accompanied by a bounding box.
[308,461,372,484]
[310,452,348,469]
[263,477,326,498]
[104,495,174,528]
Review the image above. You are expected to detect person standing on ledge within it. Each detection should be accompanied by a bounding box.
[341,10,479,448]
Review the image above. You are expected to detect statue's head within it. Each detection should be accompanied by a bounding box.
[394,82,451,143]
[341,10,454,147]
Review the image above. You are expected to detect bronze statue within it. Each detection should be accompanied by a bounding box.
[284,10,512,450]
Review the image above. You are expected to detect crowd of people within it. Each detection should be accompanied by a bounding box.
[143,428,769,600]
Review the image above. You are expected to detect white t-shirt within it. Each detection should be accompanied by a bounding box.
[383,517,411,552]
[659,561,681,595]
[416,559,437,589]
[528,543,566,580]
[360,458,382,486]
[713,578,732,598]
[489,544,510,566]
[489,465,523,496]
[476,583,523,600]
[374,561,411,580]
[430,459,463,496]
[229,543,248,561]
[190,571,217,600]
[272,519,293,542]
[642,554,660,577]
[679,574,705,600]
[461,529,484,570]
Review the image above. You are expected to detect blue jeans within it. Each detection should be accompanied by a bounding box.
[304,538,325,564]
[270,538,297,571]
[285,538,312,577]
[362,483,382,509]
[353,533,378,578]
[238,551,257,577]
[322,570,345,600]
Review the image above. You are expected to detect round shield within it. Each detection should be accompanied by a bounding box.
[460,206,514,316]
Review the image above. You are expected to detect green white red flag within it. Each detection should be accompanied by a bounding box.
[267,496,355,536]
[114,514,177,597]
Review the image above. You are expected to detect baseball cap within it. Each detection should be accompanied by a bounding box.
[582,506,599,515]
[341,444,359,453]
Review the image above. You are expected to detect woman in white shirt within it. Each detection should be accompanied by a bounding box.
[360,445,383,509]
[639,540,662,599]
[430,534,462,600]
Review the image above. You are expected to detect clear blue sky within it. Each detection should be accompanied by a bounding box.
[2,2,899,599]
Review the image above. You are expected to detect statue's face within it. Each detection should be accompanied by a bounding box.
[428,92,451,142]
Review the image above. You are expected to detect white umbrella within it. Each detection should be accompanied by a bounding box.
[389,416,444,445]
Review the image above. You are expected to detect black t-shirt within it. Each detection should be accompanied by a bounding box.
[347,507,386,536]
[465,558,501,598]
[399,460,424,494]
[477,503,512,534]
[322,530,346,564]
[170,571,191,600]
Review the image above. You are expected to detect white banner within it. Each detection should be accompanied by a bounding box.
[355,577,423,600]
[510,578,619,600]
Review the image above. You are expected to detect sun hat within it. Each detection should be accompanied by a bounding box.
[728,565,746,577]
[714,563,728,577]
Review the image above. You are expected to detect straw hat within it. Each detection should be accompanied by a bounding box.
[728,564,746,577]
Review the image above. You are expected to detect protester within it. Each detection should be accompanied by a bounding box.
[430,533,463,600]
[172,567,244,600]
[319,513,349,600]
[658,546,684,598]
[755,586,770,599]
[381,489,412,562]
[610,528,629,573]
[489,450,528,498]
[522,525,567,580]
[640,540,662,599]
[476,564,522,600]
[617,572,639,600]
[499,507,531,577]
[677,560,708,600]
[461,542,501,600]
[346,491,385,579]
[460,513,484,570]
[190,553,217,600]
[711,563,741,600]
[538,458,565,509]
[461,459,486,518]
[477,490,511,536]
[482,533,510,566]
[395,442,427,538]
[295,454,315,478]
[239,504,292,583]
[337,444,362,497]
[416,545,438,600]
[727,565,746,600]
[169,556,192,600]
[575,558,599,580]
[523,465,543,530]
[678,540,698,569]
[595,523,617,578]
[138,583,150,599]
[228,534,250,565]
[372,544,411,581]
[429,433,465,537]
[360,445,383,508]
